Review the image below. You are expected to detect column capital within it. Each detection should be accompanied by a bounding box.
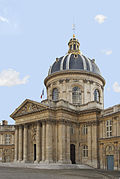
[42,121,46,125]
[46,120,53,125]
[36,121,42,127]
[15,125,19,129]
[19,125,23,129]
[24,124,28,128]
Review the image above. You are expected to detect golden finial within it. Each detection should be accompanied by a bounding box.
[73,34,75,38]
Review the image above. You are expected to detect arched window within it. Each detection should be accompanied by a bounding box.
[94,89,100,102]
[83,145,88,157]
[72,86,81,104]
[52,88,59,101]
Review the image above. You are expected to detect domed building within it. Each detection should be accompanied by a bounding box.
[45,34,105,108]
[5,35,120,170]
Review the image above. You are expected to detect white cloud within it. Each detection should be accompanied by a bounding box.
[94,14,107,24]
[0,69,29,87]
[102,50,112,55]
[0,16,9,23]
[105,50,112,55]
[113,82,120,93]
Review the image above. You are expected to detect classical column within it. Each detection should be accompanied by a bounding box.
[55,123,58,162]
[66,124,71,163]
[45,122,53,163]
[23,124,28,162]
[41,122,46,162]
[14,126,18,161]
[18,125,23,162]
[35,122,41,163]
[58,122,66,163]
[76,125,80,164]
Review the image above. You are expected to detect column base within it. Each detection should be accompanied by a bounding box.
[34,160,40,164]
[14,159,19,163]
[65,160,72,164]
[58,160,69,164]
[39,160,45,164]
[21,160,28,163]
[45,159,53,164]
[17,160,22,163]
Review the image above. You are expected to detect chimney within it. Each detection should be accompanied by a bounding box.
[2,120,8,126]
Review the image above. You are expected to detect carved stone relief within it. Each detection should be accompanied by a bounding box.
[14,102,45,117]
[31,124,37,142]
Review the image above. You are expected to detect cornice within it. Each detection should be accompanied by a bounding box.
[44,70,105,86]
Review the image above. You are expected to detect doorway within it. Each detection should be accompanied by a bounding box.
[107,155,114,170]
[34,144,36,161]
[70,144,76,164]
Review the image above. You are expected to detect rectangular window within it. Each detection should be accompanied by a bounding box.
[70,127,74,135]
[83,145,88,157]
[5,134,11,145]
[82,125,88,135]
[106,120,112,137]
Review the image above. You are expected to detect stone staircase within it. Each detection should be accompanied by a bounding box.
[0,162,93,169]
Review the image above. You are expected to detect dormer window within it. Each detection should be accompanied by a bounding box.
[52,88,59,101]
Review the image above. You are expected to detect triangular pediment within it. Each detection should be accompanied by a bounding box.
[10,99,48,118]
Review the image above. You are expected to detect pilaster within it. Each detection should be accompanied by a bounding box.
[35,122,41,163]
[14,126,18,161]
[66,124,71,164]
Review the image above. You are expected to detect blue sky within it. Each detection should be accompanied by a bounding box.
[0,0,120,124]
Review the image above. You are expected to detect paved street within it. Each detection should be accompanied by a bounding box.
[0,166,120,179]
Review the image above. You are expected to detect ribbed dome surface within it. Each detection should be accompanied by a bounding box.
[48,54,101,76]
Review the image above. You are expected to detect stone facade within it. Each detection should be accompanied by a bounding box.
[0,120,15,162]
[0,35,120,171]
[7,99,120,170]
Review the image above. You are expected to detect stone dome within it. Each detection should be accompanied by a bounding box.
[48,35,101,76]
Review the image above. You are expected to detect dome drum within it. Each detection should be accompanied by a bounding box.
[45,34,105,109]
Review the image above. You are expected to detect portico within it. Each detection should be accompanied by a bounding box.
[12,99,72,164]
